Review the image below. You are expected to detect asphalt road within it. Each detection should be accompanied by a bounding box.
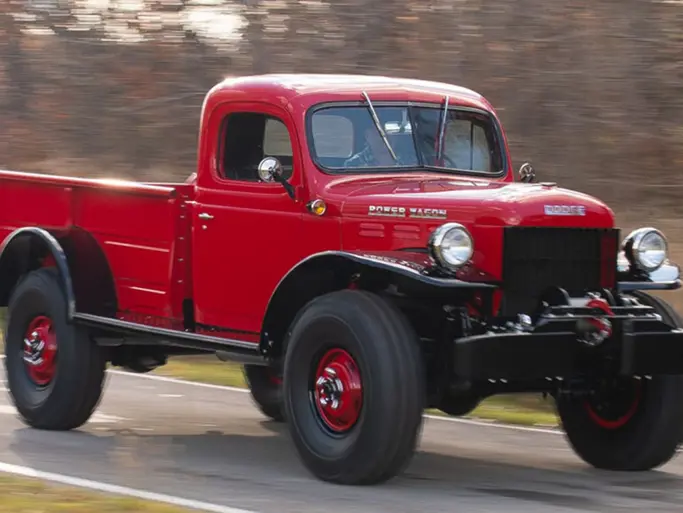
[1,369,683,513]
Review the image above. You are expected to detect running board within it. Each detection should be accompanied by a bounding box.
[72,312,266,365]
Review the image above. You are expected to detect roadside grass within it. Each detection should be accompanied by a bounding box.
[0,307,558,427]
[0,475,194,512]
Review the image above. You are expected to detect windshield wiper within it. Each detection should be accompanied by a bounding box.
[436,95,450,163]
[361,90,398,163]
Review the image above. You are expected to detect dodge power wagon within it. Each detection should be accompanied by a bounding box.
[1,74,682,485]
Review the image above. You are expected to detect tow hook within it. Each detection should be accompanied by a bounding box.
[576,298,614,346]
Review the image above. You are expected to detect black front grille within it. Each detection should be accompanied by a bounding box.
[500,227,619,316]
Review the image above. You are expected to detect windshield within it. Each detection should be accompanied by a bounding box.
[308,104,504,175]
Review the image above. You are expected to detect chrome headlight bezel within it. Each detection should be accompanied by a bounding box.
[428,223,474,270]
[621,227,668,272]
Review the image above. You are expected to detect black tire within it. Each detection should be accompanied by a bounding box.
[556,291,683,471]
[243,364,284,422]
[282,289,425,485]
[4,268,106,430]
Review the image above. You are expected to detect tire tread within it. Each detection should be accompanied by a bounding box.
[283,289,425,485]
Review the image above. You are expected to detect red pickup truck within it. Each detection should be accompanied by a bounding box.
[1,74,682,485]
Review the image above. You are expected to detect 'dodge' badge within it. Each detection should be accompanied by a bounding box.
[543,205,586,216]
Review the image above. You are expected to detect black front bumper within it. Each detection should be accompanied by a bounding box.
[453,305,683,381]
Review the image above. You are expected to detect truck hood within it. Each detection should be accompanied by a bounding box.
[335,176,615,227]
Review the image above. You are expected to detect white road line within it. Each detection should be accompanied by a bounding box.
[0,404,125,424]
[428,416,560,435]
[0,462,259,513]
[107,369,563,436]
[1,359,562,435]
[108,370,249,393]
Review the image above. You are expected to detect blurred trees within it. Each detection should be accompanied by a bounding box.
[1,0,683,211]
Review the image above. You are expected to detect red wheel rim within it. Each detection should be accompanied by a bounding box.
[22,316,58,386]
[312,348,363,433]
[584,378,642,430]
[269,371,283,386]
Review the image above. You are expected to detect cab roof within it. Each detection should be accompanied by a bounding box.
[204,74,494,113]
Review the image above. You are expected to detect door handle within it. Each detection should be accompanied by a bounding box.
[198,213,214,220]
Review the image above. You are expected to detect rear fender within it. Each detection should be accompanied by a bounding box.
[259,250,495,356]
[0,227,75,316]
[0,227,117,319]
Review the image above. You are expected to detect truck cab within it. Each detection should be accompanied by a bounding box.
[190,74,517,336]
[1,74,682,486]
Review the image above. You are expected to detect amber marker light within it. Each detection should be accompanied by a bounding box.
[307,199,327,216]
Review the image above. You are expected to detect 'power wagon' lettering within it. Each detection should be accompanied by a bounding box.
[409,207,447,219]
[368,205,406,217]
[368,206,448,219]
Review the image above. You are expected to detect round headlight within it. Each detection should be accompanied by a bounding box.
[622,227,668,272]
[429,223,474,269]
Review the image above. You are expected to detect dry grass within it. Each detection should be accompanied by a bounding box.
[0,475,193,512]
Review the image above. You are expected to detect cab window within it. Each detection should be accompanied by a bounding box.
[220,112,293,182]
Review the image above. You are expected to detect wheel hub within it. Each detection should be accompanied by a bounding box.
[312,349,362,433]
[316,369,344,409]
[584,378,642,430]
[22,316,57,386]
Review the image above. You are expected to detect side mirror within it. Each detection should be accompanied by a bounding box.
[257,157,296,200]
[518,162,536,183]
[257,157,283,183]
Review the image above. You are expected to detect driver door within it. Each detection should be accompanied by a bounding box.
[191,101,305,338]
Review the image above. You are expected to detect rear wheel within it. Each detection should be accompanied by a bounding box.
[283,289,425,485]
[243,364,284,422]
[4,268,106,430]
[556,292,683,470]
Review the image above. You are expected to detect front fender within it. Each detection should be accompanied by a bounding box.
[259,250,495,355]
[318,250,497,289]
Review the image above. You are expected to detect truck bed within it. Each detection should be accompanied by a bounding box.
[0,169,194,326]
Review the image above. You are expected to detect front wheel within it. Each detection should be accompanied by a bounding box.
[556,292,683,471]
[282,289,425,485]
[4,268,106,430]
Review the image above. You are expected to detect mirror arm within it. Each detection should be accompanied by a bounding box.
[257,157,296,200]
[274,174,296,200]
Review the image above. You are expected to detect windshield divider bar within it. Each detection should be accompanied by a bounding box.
[437,95,450,163]
[361,90,399,163]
